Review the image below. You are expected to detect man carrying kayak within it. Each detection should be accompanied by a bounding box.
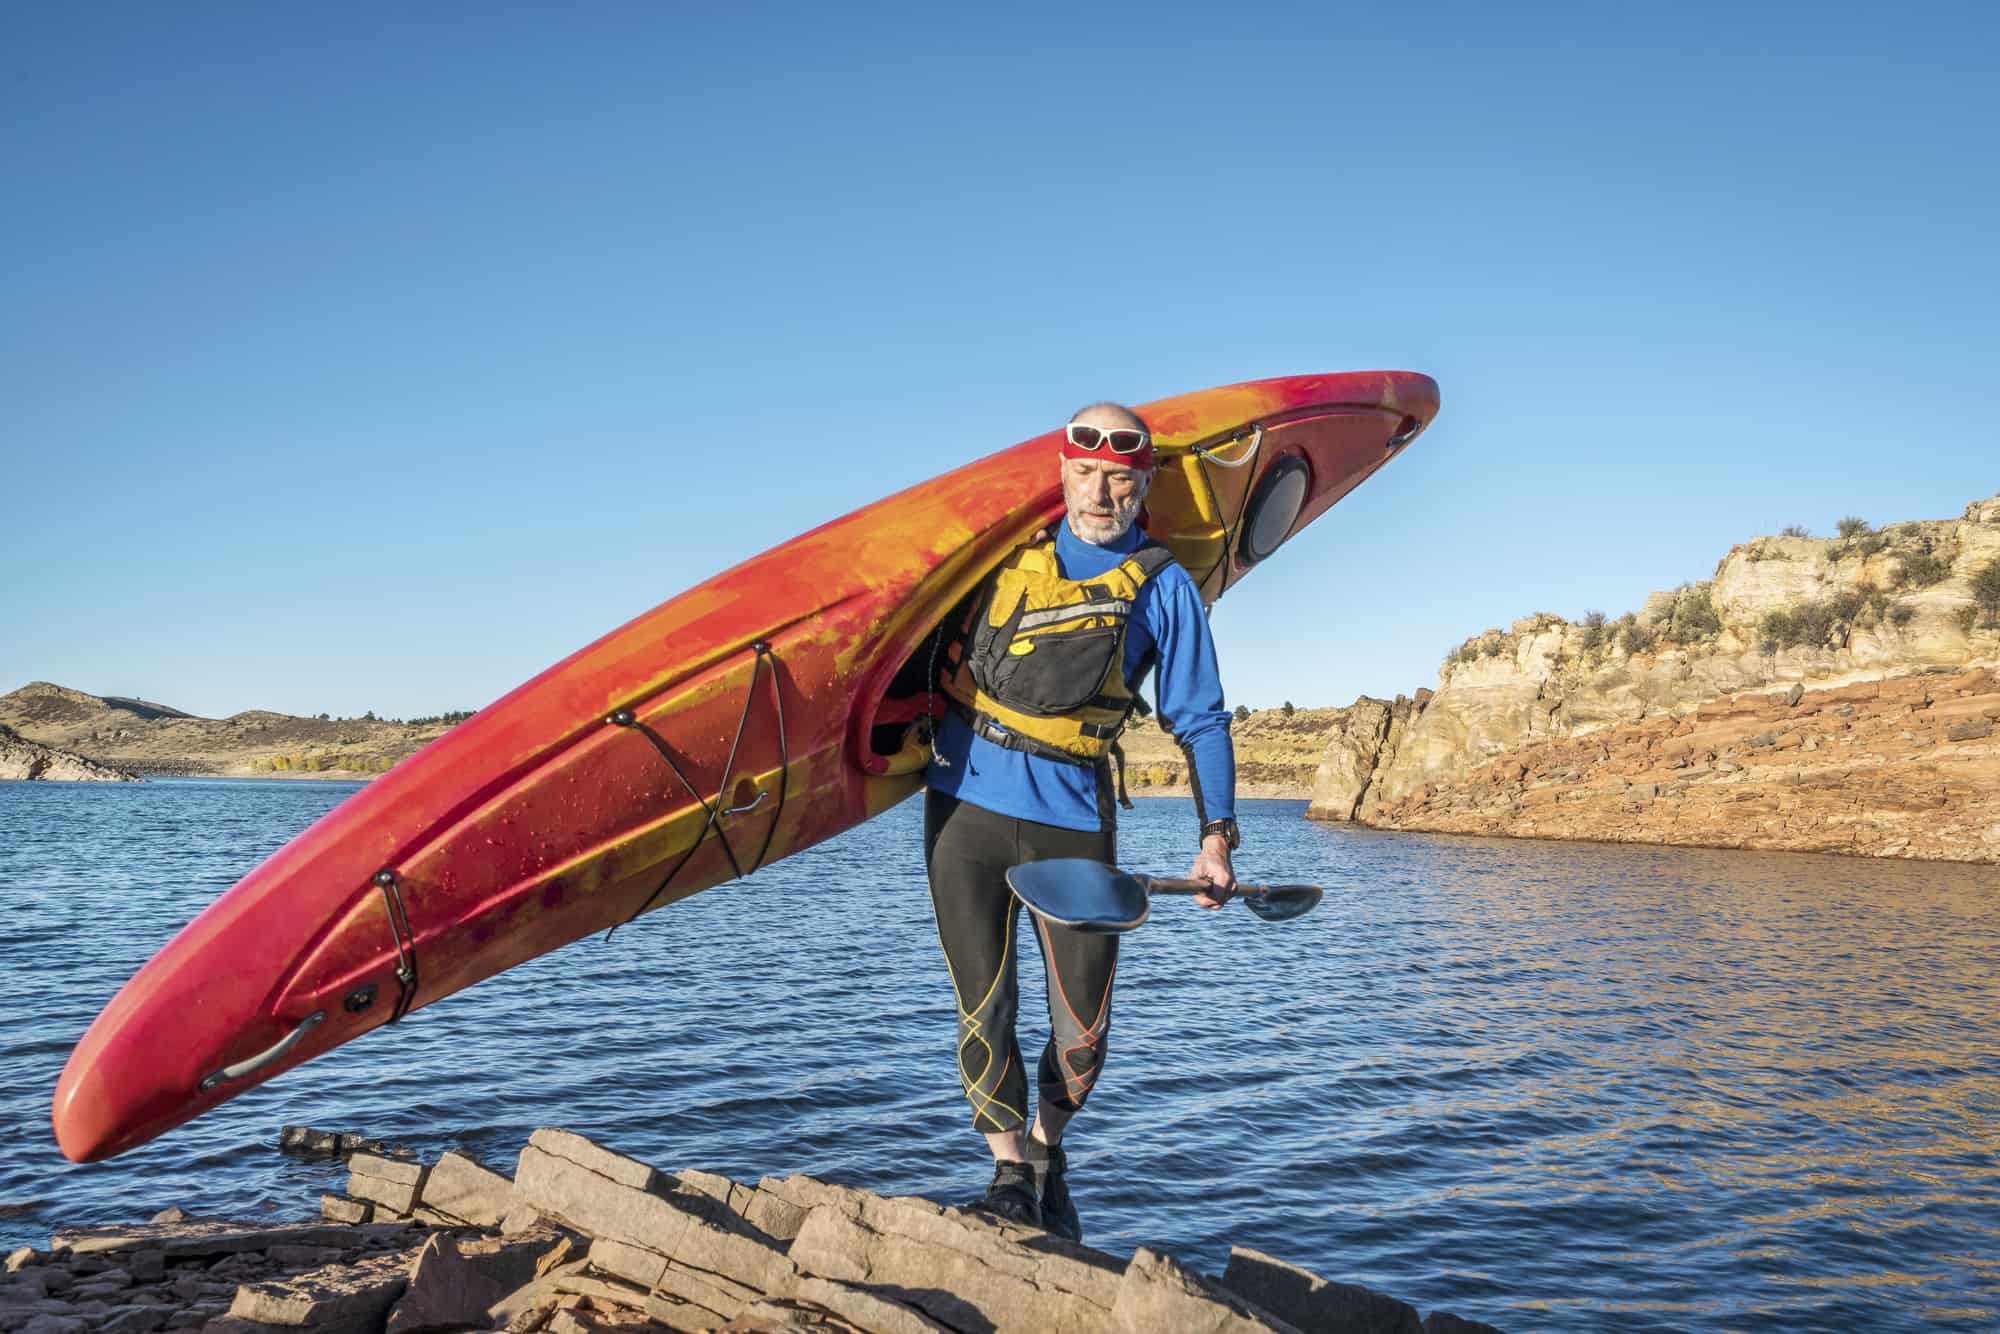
[926,400,1240,1241]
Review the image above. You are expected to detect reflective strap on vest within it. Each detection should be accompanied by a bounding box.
[1016,600,1133,632]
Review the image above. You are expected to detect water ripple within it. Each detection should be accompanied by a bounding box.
[2,780,1996,1331]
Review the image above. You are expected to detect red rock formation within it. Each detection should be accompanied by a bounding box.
[1365,669,2000,863]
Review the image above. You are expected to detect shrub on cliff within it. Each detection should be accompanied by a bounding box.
[1893,550,1950,588]
[1760,599,1843,651]
[1664,584,1721,644]
[1973,558,2000,627]
[1797,599,1841,647]
[1579,610,1607,651]
[1836,515,1872,539]
[1615,612,1654,653]
[1780,524,1811,538]
[1889,602,1917,627]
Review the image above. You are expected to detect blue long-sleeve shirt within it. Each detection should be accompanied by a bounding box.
[928,520,1236,833]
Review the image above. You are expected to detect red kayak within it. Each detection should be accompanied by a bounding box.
[53,370,1439,1162]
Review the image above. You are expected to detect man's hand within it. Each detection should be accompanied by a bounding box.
[1189,834,1237,909]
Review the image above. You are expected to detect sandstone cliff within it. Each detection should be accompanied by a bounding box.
[1310,493,2000,864]
[1119,706,1343,799]
[0,723,138,782]
[0,682,461,778]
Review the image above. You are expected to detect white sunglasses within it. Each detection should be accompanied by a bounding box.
[1065,423,1151,454]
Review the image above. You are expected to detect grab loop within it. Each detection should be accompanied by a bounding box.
[199,1010,326,1090]
[1191,423,1267,591]
[721,789,770,817]
[606,638,790,937]
[1194,424,1263,468]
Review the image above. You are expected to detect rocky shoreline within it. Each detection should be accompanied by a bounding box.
[3,1129,1500,1334]
[1306,492,2000,864]
[0,684,454,783]
[0,725,137,783]
[1356,668,2000,861]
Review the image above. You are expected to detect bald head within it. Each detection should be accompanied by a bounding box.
[1069,401,1149,435]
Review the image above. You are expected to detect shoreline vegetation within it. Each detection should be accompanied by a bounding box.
[2,1125,1504,1333]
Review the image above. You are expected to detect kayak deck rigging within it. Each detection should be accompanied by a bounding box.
[607,637,792,934]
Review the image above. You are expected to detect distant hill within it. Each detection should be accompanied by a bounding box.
[0,682,467,778]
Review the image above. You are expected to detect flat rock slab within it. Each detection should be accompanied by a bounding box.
[226,1245,418,1332]
[1221,1246,1421,1333]
[786,1197,1121,1334]
[523,1131,658,1192]
[98,1304,177,1334]
[50,1223,411,1261]
[786,1276,953,1334]
[316,1199,370,1228]
[15,1316,90,1334]
[346,1157,422,1188]
[384,1234,509,1334]
[587,1237,759,1322]
[515,1139,785,1293]
[347,1158,429,1216]
[418,1153,516,1229]
[1116,1248,1300,1333]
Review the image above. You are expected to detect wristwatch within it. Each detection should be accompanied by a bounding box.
[1200,817,1240,851]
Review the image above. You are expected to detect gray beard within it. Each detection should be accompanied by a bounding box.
[1064,494,1144,544]
[1067,506,1139,544]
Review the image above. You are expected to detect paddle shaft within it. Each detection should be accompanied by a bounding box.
[1145,877,1272,896]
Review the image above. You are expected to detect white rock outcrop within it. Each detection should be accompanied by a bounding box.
[0,724,138,781]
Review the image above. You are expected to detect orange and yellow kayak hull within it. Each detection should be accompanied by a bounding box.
[52,370,1438,1162]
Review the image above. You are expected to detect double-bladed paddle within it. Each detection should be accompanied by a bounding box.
[1004,857,1324,934]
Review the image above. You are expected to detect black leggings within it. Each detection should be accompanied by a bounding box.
[923,789,1120,1134]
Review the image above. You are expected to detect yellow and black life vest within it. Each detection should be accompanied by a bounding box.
[941,539,1178,766]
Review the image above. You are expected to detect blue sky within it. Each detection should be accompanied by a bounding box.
[5,3,1995,718]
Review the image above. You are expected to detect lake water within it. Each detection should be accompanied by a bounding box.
[2,778,1996,1331]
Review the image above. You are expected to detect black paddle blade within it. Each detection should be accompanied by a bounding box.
[1004,859,1150,933]
[1243,885,1323,922]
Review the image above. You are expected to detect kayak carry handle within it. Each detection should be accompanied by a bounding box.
[198,1011,326,1091]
